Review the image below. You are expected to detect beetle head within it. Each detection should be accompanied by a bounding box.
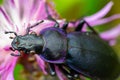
[5,20,44,56]
[5,31,44,56]
[11,33,44,55]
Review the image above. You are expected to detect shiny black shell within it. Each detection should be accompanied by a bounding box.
[35,27,119,79]
[66,32,120,79]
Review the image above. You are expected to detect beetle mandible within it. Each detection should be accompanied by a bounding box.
[5,3,120,80]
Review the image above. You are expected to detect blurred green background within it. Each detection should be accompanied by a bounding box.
[0,0,3,4]
[1,0,120,80]
[52,0,110,20]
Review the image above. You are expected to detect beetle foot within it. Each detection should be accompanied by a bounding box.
[11,52,21,57]
[9,47,15,51]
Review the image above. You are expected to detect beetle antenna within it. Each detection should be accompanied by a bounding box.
[5,31,17,36]
[45,2,59,28]
[26,20,44,34]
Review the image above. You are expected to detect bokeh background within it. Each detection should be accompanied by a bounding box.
[0,0,120,80]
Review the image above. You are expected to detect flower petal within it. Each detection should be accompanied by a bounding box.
[0,7,13,31]
[100,24,120,40]
[0,50,18,80]
[100,24,120,45]
[88,14,120,26]
[55,65,67,80]
[85,1,113,22]
[32,0,47,20]
[35,54,47,75]
[30,20,65,33]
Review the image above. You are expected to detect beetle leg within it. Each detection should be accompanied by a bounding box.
[58,65,80,80]
[46,63,56,76]
[9,47,15,51]
[75,20,85,31]
[45,3,59,28]
[11,52,21,56]
[9,47,21,56]
[75,20,98,35]
[66,67,80,79]
[62,22,69,31]
[69,69,80,79]
[58,65,73,79]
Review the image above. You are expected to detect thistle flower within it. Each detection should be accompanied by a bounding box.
[0,0,120,80]
[0,0,56,80]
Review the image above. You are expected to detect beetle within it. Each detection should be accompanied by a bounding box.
[5,20,120,80]
[5,4,120,80]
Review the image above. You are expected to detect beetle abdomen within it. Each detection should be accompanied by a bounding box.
[66,32,120,79]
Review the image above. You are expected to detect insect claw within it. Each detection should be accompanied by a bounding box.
[9,47,15,51]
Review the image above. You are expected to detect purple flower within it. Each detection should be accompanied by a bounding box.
[0,0,55,80]
[0,0,120,80]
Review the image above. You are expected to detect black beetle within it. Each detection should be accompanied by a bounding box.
[5,20,120,80]
[5,4,120,80]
